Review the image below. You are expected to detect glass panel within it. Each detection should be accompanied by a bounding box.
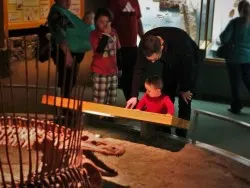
[197,0,208,50]
[205,0,238,59]
[137,0,202,45]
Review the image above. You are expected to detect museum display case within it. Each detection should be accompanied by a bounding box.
[138,0,240,62]
[6,0,84,30]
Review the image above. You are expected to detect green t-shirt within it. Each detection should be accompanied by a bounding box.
[48,4,95,53]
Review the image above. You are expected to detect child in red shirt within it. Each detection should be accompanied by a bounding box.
[136,75,175,115]
[90,8,121,105]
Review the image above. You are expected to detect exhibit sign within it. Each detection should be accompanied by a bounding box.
[7,0,83,30]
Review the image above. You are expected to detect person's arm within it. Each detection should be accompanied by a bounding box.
[179,54,194,93]
[138,19,144,39]
[115,31,122,70]
[135,0,144,38]
[107,0,120,26]
[220,20,234,44]
[131,49,148,97]
[90,31,110,54]
[164,96,175,115]
[48,10,73,65]
[136,95,146,110]
[117,49,122,70]
[178,34,201,93]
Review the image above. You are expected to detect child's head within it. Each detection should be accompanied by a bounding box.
[94,8,113,31]
[145,75,163,98]
[83,11,95,25]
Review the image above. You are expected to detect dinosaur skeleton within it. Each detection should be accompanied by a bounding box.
[0,116,125,187]
[0,26,126,187]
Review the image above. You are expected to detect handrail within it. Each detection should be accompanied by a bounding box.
[193,109,250,129]
[1,84,59,90]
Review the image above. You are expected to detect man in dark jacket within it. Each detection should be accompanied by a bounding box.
[126,27,201,138]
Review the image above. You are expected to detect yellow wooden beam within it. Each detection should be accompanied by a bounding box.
[41,95,190,129]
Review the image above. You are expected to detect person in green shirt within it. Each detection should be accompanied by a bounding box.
[48,0,94,123]
[48,0,94,98]
[220,0,250,114]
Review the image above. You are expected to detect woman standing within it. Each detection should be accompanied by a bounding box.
[48,0,94,123]
[48,0,94,98]
[220,0,250,114]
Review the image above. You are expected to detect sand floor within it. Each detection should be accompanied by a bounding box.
[0,137,249,188]
[98,138,250,188]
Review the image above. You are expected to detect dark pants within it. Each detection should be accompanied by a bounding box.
[51,49,85,98]
[162,83,191,138]
[120,47,138,101]
[227,63,250,111]
[161,55,193,138]
[51,49,84,126]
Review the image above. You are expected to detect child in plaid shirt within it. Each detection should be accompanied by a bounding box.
[90,8,121,106]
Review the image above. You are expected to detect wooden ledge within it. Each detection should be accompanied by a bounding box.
[41,95,190,129]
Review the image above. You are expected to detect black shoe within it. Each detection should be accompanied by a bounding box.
[99,116,115,123]
[175,128,187,138]
[228,108,241,114]
[105,117,115,122]
[156,126,171,134]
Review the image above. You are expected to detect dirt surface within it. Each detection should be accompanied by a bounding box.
[98,138,250,188]
[0,134,249,188]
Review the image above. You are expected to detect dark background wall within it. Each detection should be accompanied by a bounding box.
[85,0,107,12]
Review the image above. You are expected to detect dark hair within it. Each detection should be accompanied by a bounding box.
[139,35,162,57]
[83,11,94,19]
[238,0,250,23]
[94,8,113,24]
[84,11,94,16]
[145,75,163,89]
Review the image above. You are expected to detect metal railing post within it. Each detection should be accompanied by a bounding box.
[189,110,199,143]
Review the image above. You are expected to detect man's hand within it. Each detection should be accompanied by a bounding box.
[180,91,192,104]
[126,97,137,109]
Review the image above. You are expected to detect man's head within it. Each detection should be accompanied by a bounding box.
[55,0,71,9]
[140,35,164,63]
[145,75,163,98]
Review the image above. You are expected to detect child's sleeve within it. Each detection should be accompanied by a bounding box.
[164,97,175,115]
[90,31,109,53]
[136,95,146,110]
